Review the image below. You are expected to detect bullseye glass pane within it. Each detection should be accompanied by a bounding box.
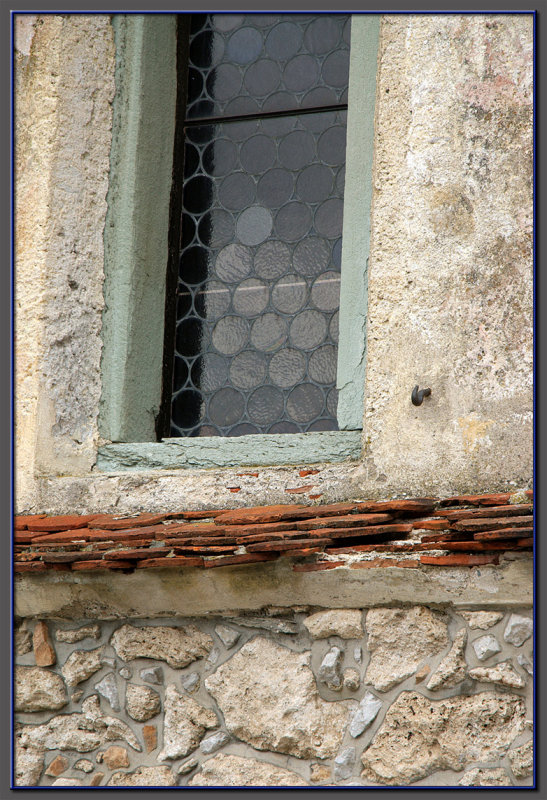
[186,14,351,120]
[171,15,350,436]
[172,107,346,436]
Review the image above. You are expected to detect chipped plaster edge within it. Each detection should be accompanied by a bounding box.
[15,557,532,620]
[337,14,380,430]
[99,14,177,443]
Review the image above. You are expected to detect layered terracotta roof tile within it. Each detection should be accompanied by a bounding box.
[14,492,533,574]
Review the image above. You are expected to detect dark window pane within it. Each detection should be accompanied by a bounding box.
[244,59,281,97]
[171,17,349,436]
[209,387,245,426]
[265,22,303,61]
[248,386,284,425]
[185,13,350,120]
[226,27,263,64]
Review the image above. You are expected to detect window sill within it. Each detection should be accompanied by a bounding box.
[96,430,362,472]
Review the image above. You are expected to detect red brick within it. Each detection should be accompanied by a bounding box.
[14,552,42,561]
[292,561,345,572]
[102,525,173,539]
[143,725,157,753]
[440,493,511,507]
[433,504,532,520]
[41,551,104,563]
[45,755,69,777]
[512,537,533,547]
[160,522,224,536]
[228,487,241,493]
[420,554,500,566]
[280,547,322,557]
[173,545,237,555]
[103,548,173,560]
[325,543,437,554]
[27,540,116,550]
[29,529,95,544]
[136,556,204,569]
[285,485,315,494]
[474,528,534,541]
[165,535,239,546]
[164,510,224,520]
[14,514,46,530]
[246,537,334,552]
[526,490,533,499]
[350,558,420,569]
[355,498,437,514]
[33,621,56,666]
[237,472,259,478]
[308,494,323,500]
[235,531,296,545]
[96,538,152,548]
[324,523,413,539]
[202,553,278,568]
[411,519,450,530]
[88,513,166,530]
[223,521,303,537]
[31,526,165,544]
[15,562,48,573]
[14,532,45,544]
[214,504,307,524]
[215,503,360,525]
[167,521,227,536]
[25,515,102,532]
[453,516,533,532]
[299,469,319,477]
[70,560,135,571]
[439,539,533,551]
[421,532,474,543]
[295,513,393,530]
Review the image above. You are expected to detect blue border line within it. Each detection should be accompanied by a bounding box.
[9,9,537,15]
[10,9,15,791]
[531,8,536,793]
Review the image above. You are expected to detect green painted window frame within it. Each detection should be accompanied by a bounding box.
[98,14,379,472]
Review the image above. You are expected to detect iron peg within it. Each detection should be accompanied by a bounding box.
[411,385,431,406]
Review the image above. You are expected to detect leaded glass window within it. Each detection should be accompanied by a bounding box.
[170,13,351,437]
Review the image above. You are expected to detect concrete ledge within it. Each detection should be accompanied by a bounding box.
[97,431,363,471]
[15,556,532,620]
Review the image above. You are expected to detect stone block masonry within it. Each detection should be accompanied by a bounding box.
[14,606,533,787]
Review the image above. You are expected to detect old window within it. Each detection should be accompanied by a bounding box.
[98,14,379,470]
[169,14,351,438]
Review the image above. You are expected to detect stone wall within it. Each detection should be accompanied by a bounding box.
[15,606,533,787]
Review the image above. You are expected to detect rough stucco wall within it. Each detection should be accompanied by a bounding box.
[360,15,533,495]
[15,16,115,500]
[14,14,533,514]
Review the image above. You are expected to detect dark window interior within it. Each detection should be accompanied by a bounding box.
[168,14,351,438]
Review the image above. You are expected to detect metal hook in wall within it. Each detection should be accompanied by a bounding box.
[411,385,431,406]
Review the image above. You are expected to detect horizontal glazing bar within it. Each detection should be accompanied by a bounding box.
[184,102,348,127]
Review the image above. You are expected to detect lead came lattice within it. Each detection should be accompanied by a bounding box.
[170,14,350,437]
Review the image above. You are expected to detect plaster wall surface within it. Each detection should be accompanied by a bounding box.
[15,557,532,620]
[360,15,533,495]
[15,15,115,499]
[14,14,533,514]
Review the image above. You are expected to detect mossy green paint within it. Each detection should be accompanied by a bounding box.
[98,15,379,468]
[100,15,177,442]
[337,15,380,430]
